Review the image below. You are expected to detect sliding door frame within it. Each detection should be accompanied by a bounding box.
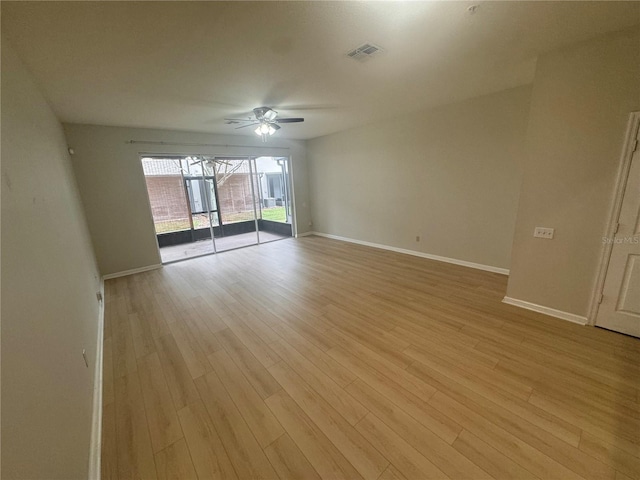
[199,158,218,254]
[248,157,261,246]
[139,151,297,264]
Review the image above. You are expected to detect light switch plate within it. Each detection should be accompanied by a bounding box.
[534,227,554,239]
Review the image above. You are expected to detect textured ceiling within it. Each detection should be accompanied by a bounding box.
[2,1,639,140]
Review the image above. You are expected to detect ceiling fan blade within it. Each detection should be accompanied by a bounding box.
[235,123,259,129]
[277,104,341,111]
[276,118,304,123]
[224,118,253,122]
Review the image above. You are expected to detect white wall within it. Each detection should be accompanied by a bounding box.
[307,86,532,270]
[63,124,311,276]
[1,40,101,479]
[507,28,640,317]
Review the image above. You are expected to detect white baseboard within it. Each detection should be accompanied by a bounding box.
[307,231,509,275]
[296,231,314,238]
[88,279,105,480]
[502,296,587,325]
[102,263,162,280]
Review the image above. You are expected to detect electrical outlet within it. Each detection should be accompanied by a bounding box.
[416,235,421,242]
[534,227,554,239]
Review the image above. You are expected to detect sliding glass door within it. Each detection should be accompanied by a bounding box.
[209,157,260,252]
[142,155,294,263]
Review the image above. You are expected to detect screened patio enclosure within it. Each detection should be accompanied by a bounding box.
[142,155,293,263]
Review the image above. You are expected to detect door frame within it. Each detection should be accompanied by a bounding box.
[588,111,640,326]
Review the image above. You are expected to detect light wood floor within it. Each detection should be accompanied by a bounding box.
[101,236,640,480]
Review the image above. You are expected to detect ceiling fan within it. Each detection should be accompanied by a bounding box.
[225,107,304,141]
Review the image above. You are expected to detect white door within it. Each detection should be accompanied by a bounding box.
[596,123,640,337]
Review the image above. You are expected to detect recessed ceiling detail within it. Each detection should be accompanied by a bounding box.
[347,43,384,62]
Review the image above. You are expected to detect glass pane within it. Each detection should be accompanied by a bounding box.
[142,158,191,233]
[214,159,254,224]
[142,156,214,263]
[211,157,258,252]
[254,156,294,242]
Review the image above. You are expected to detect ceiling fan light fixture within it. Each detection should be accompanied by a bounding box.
[255,122,277,141]
[255,123,275,135]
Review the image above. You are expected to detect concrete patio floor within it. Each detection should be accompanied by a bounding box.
[159,230,289,263]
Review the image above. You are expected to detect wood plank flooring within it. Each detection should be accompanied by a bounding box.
[101,236,640,479]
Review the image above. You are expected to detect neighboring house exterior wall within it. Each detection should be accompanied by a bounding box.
[216,173,257,221]
[145,175,190,224]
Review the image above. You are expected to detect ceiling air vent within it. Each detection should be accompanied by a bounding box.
[347,43,383,62]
